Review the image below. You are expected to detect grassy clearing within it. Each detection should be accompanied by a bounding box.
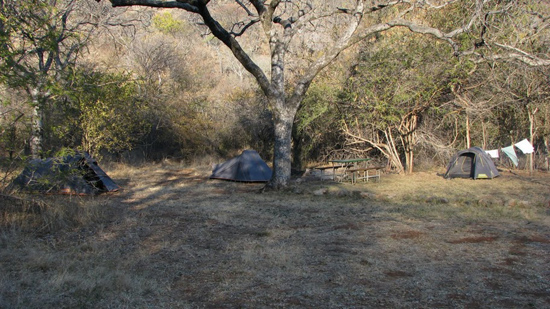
[1,163,549,308]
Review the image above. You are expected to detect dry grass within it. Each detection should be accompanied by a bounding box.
[1,163,549,308]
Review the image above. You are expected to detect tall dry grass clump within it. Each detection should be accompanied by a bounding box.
[0,157,110,235]
[0,194,106,235]
[0,163,162,308]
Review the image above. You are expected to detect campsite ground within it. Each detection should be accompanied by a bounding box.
[1,163,550,308]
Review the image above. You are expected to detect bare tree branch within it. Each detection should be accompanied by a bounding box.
[109,0,199,12]
[230,19,260,36]
[477,50,550,67]
[235,0,255,17]
[388,18,461,55]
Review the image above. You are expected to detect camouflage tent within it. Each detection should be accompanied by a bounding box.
[12,152,120,195]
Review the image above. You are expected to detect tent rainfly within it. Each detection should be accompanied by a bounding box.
[210,150,272,182]
[12,152,120,195]
[445,146,499,179]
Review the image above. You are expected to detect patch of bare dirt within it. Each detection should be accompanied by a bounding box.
[391,230,424,239]
[447,236,499,244]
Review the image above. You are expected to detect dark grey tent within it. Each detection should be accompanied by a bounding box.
[12,152,120,195]
[210,150,272,182]
[445,146,499,179]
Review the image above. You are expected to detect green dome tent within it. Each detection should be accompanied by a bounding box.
[210,150,272,182]
[445,147,499,179]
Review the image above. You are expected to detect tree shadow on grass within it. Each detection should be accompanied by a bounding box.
[2,166,550,308]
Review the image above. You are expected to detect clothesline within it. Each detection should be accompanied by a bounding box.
[485,138,534,167]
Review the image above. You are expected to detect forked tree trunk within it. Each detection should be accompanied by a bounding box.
[399,114,418,174]
[406,149,414,174]
[401,134,414,174]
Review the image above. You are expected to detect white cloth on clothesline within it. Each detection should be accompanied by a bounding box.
[514,139,534,154]
[485,149,499,158]
[501,145,518,167]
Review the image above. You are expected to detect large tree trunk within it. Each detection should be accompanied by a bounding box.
[270,107,295,189]
[30,106,43,159]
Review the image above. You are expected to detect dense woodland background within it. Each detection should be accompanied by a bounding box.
[1,0,549,173]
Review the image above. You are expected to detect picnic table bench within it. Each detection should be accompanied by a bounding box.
[346,166,383,184]
[313,164,353,181]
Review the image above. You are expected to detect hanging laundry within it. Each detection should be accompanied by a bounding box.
[501,145,518,167]
[514,139,534,154]
[485,149,499,158]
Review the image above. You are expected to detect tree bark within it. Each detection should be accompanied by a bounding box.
[465,113,471,149]
[30,105,43,159]
[29,88,45,159]
[399,114,418,174]
[270,107,295,189]
[528,106,538,174]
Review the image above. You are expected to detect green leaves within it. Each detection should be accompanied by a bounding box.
[59,68,151,157]
[152,12,186,35]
